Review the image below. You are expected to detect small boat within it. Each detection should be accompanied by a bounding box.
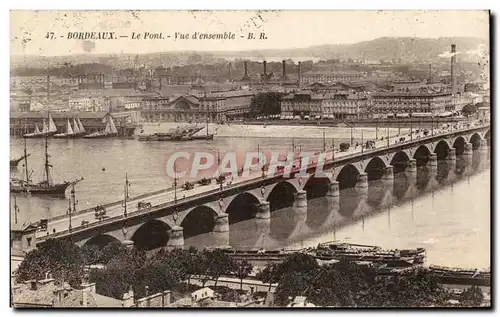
[429,265,490,286]
[53,119,76,138]
[75,117,87,137]
[10,134,84,196]
[311,242,426,267]
[23,112,58,138]
[84,114,118,139]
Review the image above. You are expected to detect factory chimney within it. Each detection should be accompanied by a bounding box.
[297,61,302,87]
[263,60,267,76]
[241,60,250,81]
[282,60,286,77]
[451,44,457,94]
[228,63,232,82]
[428,63,432,84]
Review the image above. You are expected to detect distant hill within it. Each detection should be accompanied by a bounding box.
[11,36,488,69]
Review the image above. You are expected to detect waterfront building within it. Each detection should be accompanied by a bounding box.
[141,90,254,122]
[69,97,108,112]
[299,71,367,85]
[280,91,323,119]
[321,93,369,120]
[280,91,368,120]
[370,91,452,117]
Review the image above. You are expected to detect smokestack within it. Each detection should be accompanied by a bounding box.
[428,63,432,84]
[451,44,456,94]
[263,60,267,76]
[282,60,286,78]
[241,60,250,81]
[298,61,302,86]
[228,63,232,82]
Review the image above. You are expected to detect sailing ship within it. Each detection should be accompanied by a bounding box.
[191,114,215,140]
[84,114,118,139]
[23,112,58,138]
[10,135,83,195]
[53,117,86,138]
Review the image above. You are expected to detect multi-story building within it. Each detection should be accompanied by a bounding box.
[141,90,254,122]
[280,91,323,119]
[69,97,108,112]
[370,91,452,117]
[322,93,369,120]
[300,72,367,85]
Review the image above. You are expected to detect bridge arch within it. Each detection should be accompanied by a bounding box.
[336,164,361,190]
[266,181,298,211]
[82,234,121,249]
[434,140,451,160]
[470,133,482,150]
[413,144,432,166]
[390,151,410,174]
[180,205,218,239]
[303,173,331,200]
[131,219,172,251]
[453,136,467,155]
[226,192,261,224]
[364,156,387,181]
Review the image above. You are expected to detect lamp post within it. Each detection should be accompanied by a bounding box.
[350,123,354,146]
[375,118,378,140]
[69,183,78,231]
[123,173,130,217]
[13,195,19,224]
[386,126,390,147]
[67,197,72,232]
[323,131,326,153]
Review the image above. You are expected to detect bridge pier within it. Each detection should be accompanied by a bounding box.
[122,239,134,249]
[464,142,474,156]
[167,226,184,248]
[214,213,229,233]
[356,172,368,196]
[382,165,394,182]
[326,181,339,199]
[256,201,271,219]
[293,190,308,215]
[406,159,417,176]
[447,148,456,162]
[479,139,488,154]
[213,214,230,248]
[427,153,438,173]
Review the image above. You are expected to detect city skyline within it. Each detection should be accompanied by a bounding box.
[11,10,489,56]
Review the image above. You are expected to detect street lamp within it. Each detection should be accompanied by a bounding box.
[67,197,72,232]
[123,173,130,217]
[12,195,19,224]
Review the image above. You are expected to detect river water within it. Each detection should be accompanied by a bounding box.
[10,129,490,269]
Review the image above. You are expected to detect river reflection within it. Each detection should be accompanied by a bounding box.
[185,151,490,267]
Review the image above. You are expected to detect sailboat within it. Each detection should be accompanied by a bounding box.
[23,112,58,138]
[53,119,76,138]
[75,117,87,137]
[192,114,215,140]
[84,114,118,139]
[10,135,83,195]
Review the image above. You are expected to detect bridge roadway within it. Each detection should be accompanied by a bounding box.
[33,121,490,247]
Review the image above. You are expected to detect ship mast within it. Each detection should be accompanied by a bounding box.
[44,111,52,186]
[23,138,29,184]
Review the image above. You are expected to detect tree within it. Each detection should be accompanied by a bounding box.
[99,241,130,264]
[80,244,102,266]
[16,239,84,287]
[256,262,281,293]
[462,103,478,117]
[459,285,484,307]
[202,249,235,288]
[233,260,253,290]
[250,92,283,117]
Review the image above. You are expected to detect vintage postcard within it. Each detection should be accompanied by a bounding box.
[10,10,490,308]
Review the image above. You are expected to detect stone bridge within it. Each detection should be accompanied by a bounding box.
[34,125,490,251]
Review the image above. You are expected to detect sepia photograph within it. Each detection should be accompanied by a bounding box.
[8,9,491,308]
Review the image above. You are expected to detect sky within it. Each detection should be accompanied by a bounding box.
[10,10,490,56]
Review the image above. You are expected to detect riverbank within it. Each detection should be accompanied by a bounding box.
[141,122,412,140]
